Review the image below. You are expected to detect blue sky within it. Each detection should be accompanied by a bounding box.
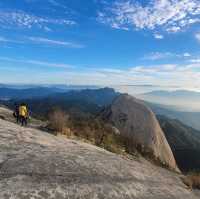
[0,0,200,88]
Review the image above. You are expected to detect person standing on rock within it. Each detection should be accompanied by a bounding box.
[13,103,20,123]
[19,103,29,127]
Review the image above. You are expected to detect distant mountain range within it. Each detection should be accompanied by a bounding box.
[147,102,200,131]
[2,88,119,119]
[0,87,67,100]
[0,84,99,90]
[138,90,200,111]
[158,115,200,172]
[0,85,100,100]
[1,87,200,130]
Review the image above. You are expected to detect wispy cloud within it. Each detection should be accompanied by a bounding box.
[143,52,173,60]
[48,0,68,8]
[190,59,200,63]
[25,0,68,9]
[154,34,164,39]
[183,53,191,57]
[95,63,200,86]
[131,64,177,73]
[0,35,84,48]
[143,52,191,60]
[98,0,200,33]
[75,63,200,86]
[0,10,76,30]
[0,57,72,68]
[1,55,200,87]
[195,32,200,41]
[27,37,84,48]
[0,36,24,44]
[166,26,181,33]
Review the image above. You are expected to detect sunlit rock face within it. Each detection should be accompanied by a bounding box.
[101,94,179,172]
[0,118,198,199]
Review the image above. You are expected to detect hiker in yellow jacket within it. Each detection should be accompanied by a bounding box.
[19,103,29,126]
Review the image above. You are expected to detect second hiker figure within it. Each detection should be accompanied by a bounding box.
[19,103,29,126]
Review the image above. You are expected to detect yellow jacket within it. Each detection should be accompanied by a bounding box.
[19,106,28,117]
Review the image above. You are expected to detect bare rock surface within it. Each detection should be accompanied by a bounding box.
[101,94,179,172]
[0,119,199,199]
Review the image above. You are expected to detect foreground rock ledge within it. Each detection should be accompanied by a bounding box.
[0,119,199,199]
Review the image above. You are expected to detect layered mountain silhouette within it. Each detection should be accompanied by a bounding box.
[0,85,101,100]
[158,115,200,172]
[2,88,119,118]
[148,102,200,131]
[0,87,66,100]
[139,90,200,112]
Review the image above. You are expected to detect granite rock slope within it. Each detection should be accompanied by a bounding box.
[101,94,179,172]
[0,119,199,199]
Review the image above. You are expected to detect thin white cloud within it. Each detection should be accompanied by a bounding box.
[143,52,191,60]
[190,59,200,63]
[27,37,84,48]
[131,64,177,73]
[166,26,181,33]
[0,10,76,30]
[1,57,200,87]
[25,0,68,9]
[154,34,164,39]
[48,0,68,8]
[183,53,191,57]
[195,32,200,41]
[80,63,200,87]
[0,36,24,44]
[0,35,84,48]
[0,37,10,42]
[0,57,72,68]
[143,52,173,60]
[98,0,200,33]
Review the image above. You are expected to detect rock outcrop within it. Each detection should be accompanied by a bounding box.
[0,119,199,198]
[101,94,179,172]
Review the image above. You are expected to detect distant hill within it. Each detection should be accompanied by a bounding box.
[0,87,67,100]
[2,88,120,119]
[147,102,200,131]
[158,115,200,172]
[138,90,200,111]
[0,84,99,90]
[143,90,200,98]
[0,85,101,100]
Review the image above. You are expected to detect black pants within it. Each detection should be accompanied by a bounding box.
[13,112,20,124]
[16,115,20,123]
[20,116,27,126]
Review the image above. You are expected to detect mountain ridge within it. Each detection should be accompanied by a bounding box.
[158,115,200,172]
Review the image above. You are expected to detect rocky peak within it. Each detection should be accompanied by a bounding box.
[101,94,179,172]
